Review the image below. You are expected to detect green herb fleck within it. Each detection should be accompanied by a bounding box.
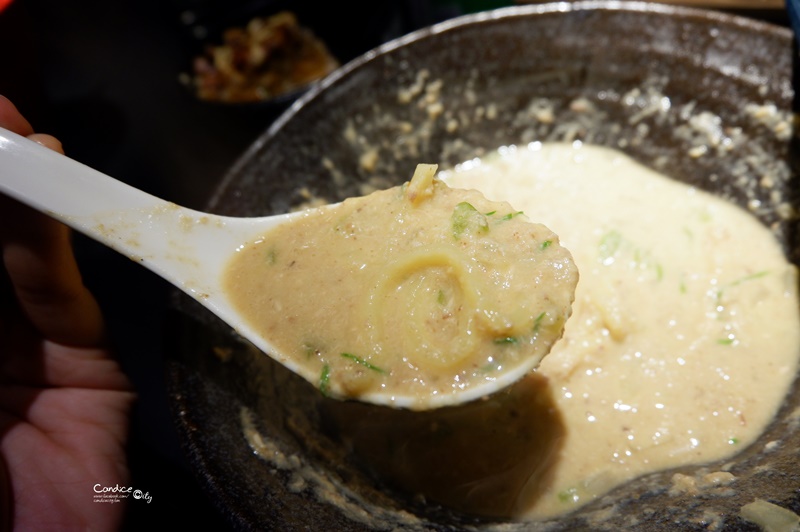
[452,202,489,238]
[532,311,547,333]
[500,211,524,221]
[599,230,663,280]
[728,437,740,445]
[341,353,387,374]
[437,289,447,305]
[678,273,688,294]
[481,358,501,372]
[599,230,623,260]
[540,240,553,250]
[715,271,770,304]
[319,364,331,396]
[302,343,320,359]
[717,338,735,346]
[730,270,770,286]
[557,487,579,504]
[493,336,519,345]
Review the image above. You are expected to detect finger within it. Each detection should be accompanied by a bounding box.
[0,97,106,347]
[0,94,34,136]
[2,208,106,347]
[0,452,8,532]
[27,133,62,154]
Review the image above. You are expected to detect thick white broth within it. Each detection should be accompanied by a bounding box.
[440,142,800,518]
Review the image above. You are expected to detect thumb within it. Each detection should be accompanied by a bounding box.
[0,101,106,347]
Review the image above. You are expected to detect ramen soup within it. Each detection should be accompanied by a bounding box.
[223,164,578,409]
[429,142,800,519]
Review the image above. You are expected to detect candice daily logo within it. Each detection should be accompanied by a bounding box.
[93,484,153,504]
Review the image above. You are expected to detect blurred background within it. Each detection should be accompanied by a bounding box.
[0,0,788,529]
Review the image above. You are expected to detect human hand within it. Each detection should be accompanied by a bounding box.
[0,95,135,531]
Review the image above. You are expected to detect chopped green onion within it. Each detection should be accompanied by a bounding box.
[718,271,770,304]
[500,211,524,221]
[341,353,387,374]
[599,230,622,260]
[452,202,489,238]
[302,343,320,359]
[319,364,331,396]
[599,230,663,280]
[557,487,579,504]
[730,270,770,286]
[532,311,547,333]
[540,240,553,250]
[481,359,500,372]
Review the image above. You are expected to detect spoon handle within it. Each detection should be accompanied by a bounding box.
[0,126,282,306]
[0,127,180,237]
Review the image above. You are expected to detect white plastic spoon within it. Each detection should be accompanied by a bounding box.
[0,126,574,410]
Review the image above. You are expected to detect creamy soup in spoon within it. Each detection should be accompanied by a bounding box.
[223,164,578,409]
[433,142,800,519]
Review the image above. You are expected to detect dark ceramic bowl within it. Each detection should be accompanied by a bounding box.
[165,2,800,530]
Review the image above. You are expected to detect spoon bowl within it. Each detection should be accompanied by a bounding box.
[0,126,575,410]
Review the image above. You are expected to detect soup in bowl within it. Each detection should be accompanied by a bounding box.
[165,3,800,530]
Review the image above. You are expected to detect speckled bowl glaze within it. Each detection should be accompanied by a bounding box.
[165,2,800,530]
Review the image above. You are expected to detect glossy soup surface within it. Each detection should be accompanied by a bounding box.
[438,142,800,518]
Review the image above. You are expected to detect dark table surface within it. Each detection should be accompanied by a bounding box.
[0,0,789,529]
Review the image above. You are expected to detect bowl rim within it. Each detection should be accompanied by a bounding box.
[211,0,792,211]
